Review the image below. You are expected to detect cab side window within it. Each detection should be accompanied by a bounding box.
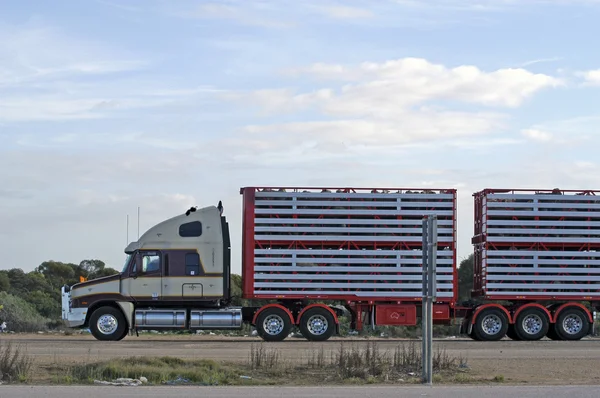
[132,252,161,275]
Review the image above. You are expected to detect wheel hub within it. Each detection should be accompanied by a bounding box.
[563,314,583,335]
[522,314,542,335]
[481,314,502,335]
[263,314,284,335]
[307,315,328,335]
[97,314,118,335]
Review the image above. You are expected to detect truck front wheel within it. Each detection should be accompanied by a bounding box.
[89,306,127,341]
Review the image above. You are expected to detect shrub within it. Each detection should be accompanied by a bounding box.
[0,292,50,332]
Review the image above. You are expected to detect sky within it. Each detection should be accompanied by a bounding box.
[1,0,600,275]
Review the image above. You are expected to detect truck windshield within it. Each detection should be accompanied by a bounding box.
[121,254,132,273]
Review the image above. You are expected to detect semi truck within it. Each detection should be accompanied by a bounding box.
[61,186,600,342]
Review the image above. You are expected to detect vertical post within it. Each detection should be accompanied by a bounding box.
[422,215,437,385]
[421,217,429,384]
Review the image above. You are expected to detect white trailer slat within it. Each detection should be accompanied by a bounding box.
[253,257,453,265]
[487,267,600,274]
[254,234,455,242]
[255,191,454,200]
[486,201,600,210]
[254,249,454,256]
[254,282,454,289]
[255,209,453,216]
[256,218,455,226]
[254,226,454,234]
[482,291,600,297]
[486,275,600,282]
[487,193,600,202]
[256,200,453,208]
[485,210,600,218]
[253,274,454,281]
[254,266,452,273]
[486,228,600,236]
[254,290,455,298]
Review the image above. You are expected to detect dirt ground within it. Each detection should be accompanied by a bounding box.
[3,333,600,385]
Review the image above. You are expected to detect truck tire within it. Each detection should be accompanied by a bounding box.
[299,307,335,341]
[255,307,292,342]
[514,307,549,341]
[89,306,127,341]
[473,308,508,341]
[554,307,589,341]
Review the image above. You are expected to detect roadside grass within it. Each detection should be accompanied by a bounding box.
[3,339,480,385]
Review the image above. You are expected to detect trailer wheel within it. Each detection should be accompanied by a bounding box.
[506,324,521,341]
[299,307,335,341]
[255,307,292,342]
[473,308,508,341]
[514,308,549,341]
[546,327,561,340]
[89,306,127,341]
[554,307,589,341]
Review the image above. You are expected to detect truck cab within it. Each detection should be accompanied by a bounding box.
[61,204,239,341]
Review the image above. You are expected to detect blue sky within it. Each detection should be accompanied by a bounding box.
[1,0,600,274]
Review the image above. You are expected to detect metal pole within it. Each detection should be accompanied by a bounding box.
[421,217,429,384]
[426,215,437,384]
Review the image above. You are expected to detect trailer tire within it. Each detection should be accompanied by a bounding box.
[255,307,292,342]
[554,307,589,341]
[299,307,335,342]
[506,324,521,340]
[89,306,127,341]
[473,308,508,341]
[546,327,561,340]
[514,307,549,341]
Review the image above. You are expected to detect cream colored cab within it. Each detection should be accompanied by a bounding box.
[121,205,227,301]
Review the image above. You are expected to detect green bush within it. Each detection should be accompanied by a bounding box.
[0,292,50,333]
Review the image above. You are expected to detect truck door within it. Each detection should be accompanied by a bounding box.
[127,251,163,301]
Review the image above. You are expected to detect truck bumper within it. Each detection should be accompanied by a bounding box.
[61,285,87,328]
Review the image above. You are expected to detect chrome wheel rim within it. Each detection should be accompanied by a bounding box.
[263,314,284,336]
[482,314,502,335]
[562,314,583,335]
[97,314,118,335]
[522,314,543,335]
[307,315,328,335]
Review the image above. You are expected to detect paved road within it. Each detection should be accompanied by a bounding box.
[1,385,599,398]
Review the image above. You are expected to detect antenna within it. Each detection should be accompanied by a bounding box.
[126,214,129,244]
[137,206,140,239]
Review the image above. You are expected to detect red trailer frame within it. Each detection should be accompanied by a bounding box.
[240,186,458,304]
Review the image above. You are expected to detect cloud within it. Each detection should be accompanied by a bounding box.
[521,116,599,145]
[580,69,600,85]
[218,57,559,166]
[315,5,375,19]
[282,58,562,108]
[0,22,146,87]
[521,128,553,142]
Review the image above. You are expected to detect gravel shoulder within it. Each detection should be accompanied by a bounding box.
[2,334,600,385]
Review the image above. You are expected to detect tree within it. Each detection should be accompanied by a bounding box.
[34,261,76,289]
[458,254,474,302]
[77,259,106,279]
[0,271,9,292]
